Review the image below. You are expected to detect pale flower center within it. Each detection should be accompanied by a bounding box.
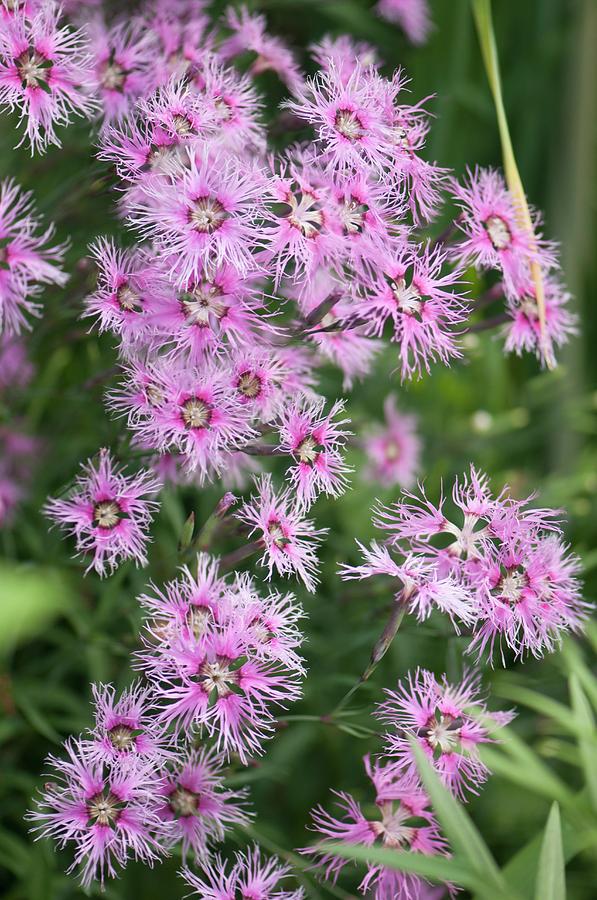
[385,440,400,461]
[116,281,142,312]
[101,61,128,92]
[334,108,364,142]
[268,519,290,549]
[171,113,194,136]
[286,190,324,238]
[296,434,320,465]
[237,371,262,399]
[16,49,51,89]
[180,284,226,325]
[339,198,368,235]
[108,724,136,751]
[146,383,165,407]
[390,277,422,316]
[189,196,227,233]
[88,790,121,827]
[93,500,121,529]
[426,713,460,754]
[198,659,237,697]
[519,297,539,321]
[181,397,212,429]
[186,605,212,640]
[169,785,198,818]
[496,569,526,604]
[372,808,416,849]
[484,214,511,251]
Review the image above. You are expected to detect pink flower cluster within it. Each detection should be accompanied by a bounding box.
[343,466,589,661]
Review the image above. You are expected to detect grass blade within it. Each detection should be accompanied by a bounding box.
[534,803,566,900]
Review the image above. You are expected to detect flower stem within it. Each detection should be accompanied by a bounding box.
[218,539,262,572]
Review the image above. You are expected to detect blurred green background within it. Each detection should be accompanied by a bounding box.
[1,0,596,897]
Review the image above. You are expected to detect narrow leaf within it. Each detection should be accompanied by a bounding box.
[568,674,597,812]
[534,803,566,900]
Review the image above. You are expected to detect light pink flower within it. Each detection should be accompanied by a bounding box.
[503,274,577,367]
[28,739,165,888]
[194,52,265,152]
[236,474,327,592]
[310,35,381,83]
[376,0,433,45]
[157,746,251,860]
[220,5,303,93]
[277,397,352,508]
[44,448,161,576]
[305,754,447,900]
[362,394,421,488]
[181,845,305,899]
[0,2,96,152]
[376,669,515,799]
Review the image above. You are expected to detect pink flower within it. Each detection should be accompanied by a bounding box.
[362,394,421,488]
[0,334,34,391]
[0,423,38,526]
[0,2,96,152]
[360,242,469,380]
[236,474,327,592]
[194,52,265,152]
[503,274,577,367]
[284,63,397,174]
[181,845,305,899]
[129,148,267,284]
[450,167,558,298]
[44,448,161,576]
[28,739,165,888]
[277,397,352,508]
[83,682,174,766]
[310,35,381,83]
[0,177,67,334]
[305,754,447,900]
[157,746,251,860]
[229,350,287,422]
[376,669,514,799]
[220,5,303,93]
[376,0,433,46]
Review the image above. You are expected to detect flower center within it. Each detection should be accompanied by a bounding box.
[213,96,234,122]
[101,61,128,91]
[390,277,422,316]
[181,397,212,429]
[116,281,142,312]
[87,790,121,827]
[385,440,400,461]
[93,500,122,529]
[186,604,213,640]
[107,724,136,751]
[16,49,51,89]
[237,371,262,399]
[286,190,324,238]
[268,519,290,549]
[484,215,511,251]
[339,198,368,235]
[189,197,227,233]
[392,124,412,151]
[146,383,165,407]
[171,113,195,136]
[495,568,526,604]
[179,284,226,325]
[426,712,460,755]
[334,108,364,141]
[296,434,320,465]
[198,658,238,697]
[168,785,199,818]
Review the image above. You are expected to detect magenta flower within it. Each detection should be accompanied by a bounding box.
[181,845,305,899]
[156,624,302,762]
[220,5,303,93]
[236,474,327,592]
[376,669,514,799]
[0,177,67,334]
[305,754,447,900]
[362,394,421,488]
[310,35,381,83]
[84,682,174,766]
[229,350,287,422]
[376,0,433,45]
[130,148,267,284]
[0,2,96,152]
[284,63,396,174]
[503,274,577,366]
[360,242,469,380]
[44,448,161,576]
[28,739,165,888]
[157,746,251,860]
[195,52,265,152]
[450,167,558,298]
[277,397,352,508]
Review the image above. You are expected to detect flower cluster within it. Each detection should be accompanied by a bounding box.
[343,466,589,661]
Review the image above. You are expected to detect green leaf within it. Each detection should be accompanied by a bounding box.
[568,674,597,812]
[318,841,485,893]
[0,564,75,652]
[409,738,513,898]
[534,803,566,900]
[479,734,575,808]
[178,510,196,553]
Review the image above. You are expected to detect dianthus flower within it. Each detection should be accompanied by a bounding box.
[503,274,577,367]
[376,669,514,799]
[194,52,265,152]
[28,739,165,888]
[83,682,174,767]
[220,5,303,93]
[0,1,96,152]
[229,350,287,422]
[305,754,447,900]
[450,167,558,298]
[376,0,433,45]
[362,394,421,488]
[277,397,352,508]
[360,242,469,380]
[156,746,251,860]
[44,448,161,576]
[310,35,381,83]
[236,473,327,592]
[129,148,267,284]
[181,845,305,899]
[0,177,67,334]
